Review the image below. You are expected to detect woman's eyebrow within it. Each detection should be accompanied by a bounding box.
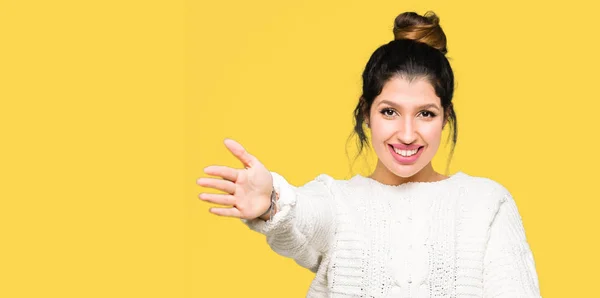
[417,103,441,111]
[378,100,441,111]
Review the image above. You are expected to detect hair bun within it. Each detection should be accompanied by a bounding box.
[393,11,448,54]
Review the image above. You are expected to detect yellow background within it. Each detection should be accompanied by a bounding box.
[2,0,599,297]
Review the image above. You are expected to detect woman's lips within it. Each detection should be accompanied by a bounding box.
[388,144,424,164]
[389,143,422,150]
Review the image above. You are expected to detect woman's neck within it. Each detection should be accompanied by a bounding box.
[368,161,447,186]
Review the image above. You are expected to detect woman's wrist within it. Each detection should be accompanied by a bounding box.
[258,187,278,221]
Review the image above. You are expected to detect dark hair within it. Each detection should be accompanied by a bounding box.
[347,11,457,174]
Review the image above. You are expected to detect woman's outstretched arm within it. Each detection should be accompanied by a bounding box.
[197,138,335,272]
[241,171,336,272]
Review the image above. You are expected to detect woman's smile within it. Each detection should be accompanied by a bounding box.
[388,144,424,164]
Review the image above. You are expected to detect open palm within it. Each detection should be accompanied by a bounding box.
[197,138,273,220]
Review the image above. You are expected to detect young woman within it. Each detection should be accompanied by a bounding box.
[197,11,541,298]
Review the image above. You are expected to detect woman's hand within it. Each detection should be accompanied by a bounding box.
[197,138,273,220]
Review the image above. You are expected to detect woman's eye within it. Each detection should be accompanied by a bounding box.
[420,111,436,118]
[381,108,396,117]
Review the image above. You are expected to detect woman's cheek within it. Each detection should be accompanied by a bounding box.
[421,120,444,140]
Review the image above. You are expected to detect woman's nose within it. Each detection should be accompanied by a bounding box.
[397,119,417,144]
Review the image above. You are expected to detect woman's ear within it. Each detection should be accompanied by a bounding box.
[360,96,371,128]
[442,105,452,128]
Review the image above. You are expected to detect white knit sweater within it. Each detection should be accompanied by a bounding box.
[242,171,541,297]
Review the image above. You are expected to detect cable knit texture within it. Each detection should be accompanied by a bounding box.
[241,171,541,297]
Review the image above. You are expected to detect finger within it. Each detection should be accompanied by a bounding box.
[198,193,236,206]
[203,165,239,182]
[224,138,256,168]
[209,207,242,218]
[196,177,236,194]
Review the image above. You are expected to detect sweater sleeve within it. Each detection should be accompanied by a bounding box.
[483,190,541,297]
[240,171,336,273]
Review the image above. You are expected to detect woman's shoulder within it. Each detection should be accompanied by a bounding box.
[455,172,513,205]
[458,172,510,193]
[298,173,372,200]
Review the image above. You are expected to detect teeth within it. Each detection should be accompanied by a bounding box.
[393,147,419,157]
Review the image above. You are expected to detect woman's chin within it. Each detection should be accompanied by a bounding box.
[385,162,425,178]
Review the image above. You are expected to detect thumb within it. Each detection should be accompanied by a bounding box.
[224,138,256,168]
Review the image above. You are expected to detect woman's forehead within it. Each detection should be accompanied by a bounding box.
[375,77,440,107]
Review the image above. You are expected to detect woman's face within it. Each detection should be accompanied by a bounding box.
[368,76,445,178]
